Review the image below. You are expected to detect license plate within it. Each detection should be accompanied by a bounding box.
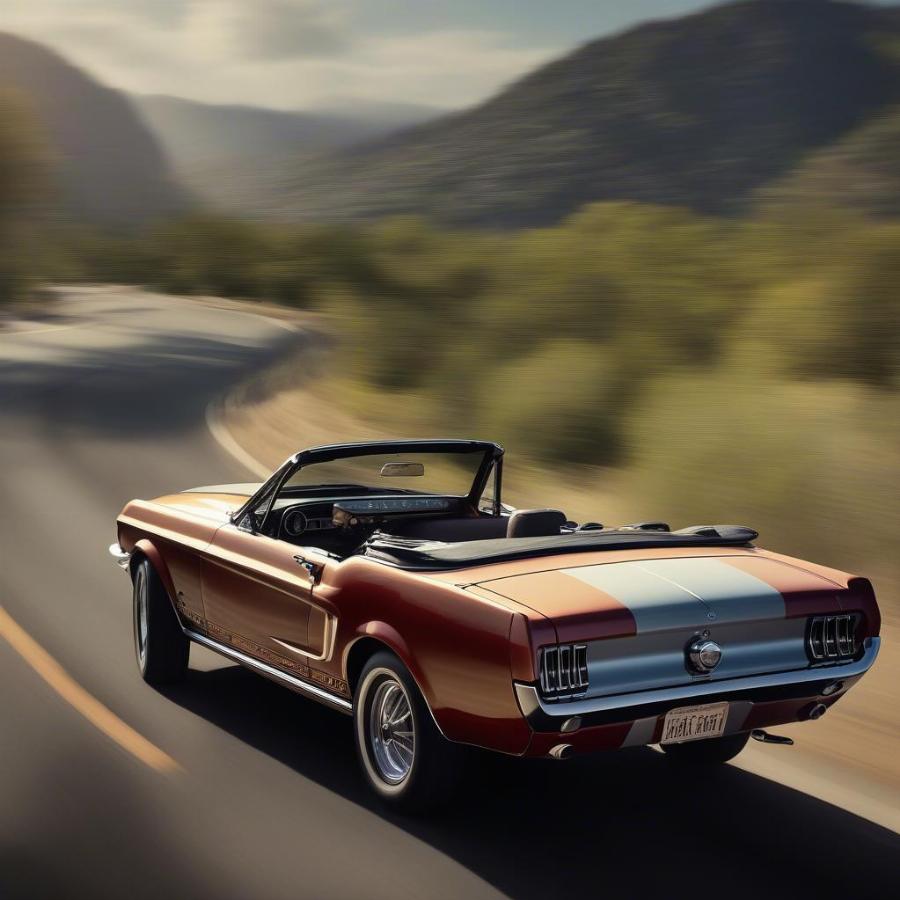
[660,702,729,745]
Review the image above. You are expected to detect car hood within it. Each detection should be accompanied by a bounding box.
[146,487,257,523]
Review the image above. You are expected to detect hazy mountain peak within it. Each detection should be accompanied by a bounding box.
[0,32,185,225]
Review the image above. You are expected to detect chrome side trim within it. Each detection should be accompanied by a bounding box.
[516,637,880,727]
[184,628,353,715]
[272,629,336,663]
[109,542,131,570]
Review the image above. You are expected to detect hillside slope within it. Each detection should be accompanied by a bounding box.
[133,95,438,170]
[756,104,900,218]
[0,33,185,225]
[269,0,900,226]
[132,95,437,214]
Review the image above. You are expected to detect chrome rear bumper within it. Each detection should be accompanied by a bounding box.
[109,542,131,570]
[515,636,880,732]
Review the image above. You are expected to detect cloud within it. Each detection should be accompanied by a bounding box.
[303,30,555,109]
[0,1,557,111]
[181,0,351,63]
[4,0,187,30]
[231,0,351,61]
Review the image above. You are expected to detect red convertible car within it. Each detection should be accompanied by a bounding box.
[111,440,881,810]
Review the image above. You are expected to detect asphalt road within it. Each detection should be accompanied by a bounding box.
[1,286,897,900]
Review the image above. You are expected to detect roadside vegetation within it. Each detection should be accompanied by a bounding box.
[3,98,898,616]
[0,88,48,304]
[33,206,899,605]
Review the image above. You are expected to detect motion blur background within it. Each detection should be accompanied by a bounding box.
[1,0,898,867]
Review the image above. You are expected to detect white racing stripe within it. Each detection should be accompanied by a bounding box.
[565,557,785,632]
[637,558,785,624]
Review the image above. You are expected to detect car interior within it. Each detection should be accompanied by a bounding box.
[262,496,571,559]
[236,443,756,568]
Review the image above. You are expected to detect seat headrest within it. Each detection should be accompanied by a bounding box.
[506,508,567,539]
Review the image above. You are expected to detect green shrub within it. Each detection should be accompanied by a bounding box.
[624,370,900,576]
[478,341,629,465]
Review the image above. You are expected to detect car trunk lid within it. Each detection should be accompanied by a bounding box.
[473,552,845,696]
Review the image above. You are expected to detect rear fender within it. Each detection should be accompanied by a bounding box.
[345,622,422,687]
[344,622,440,724]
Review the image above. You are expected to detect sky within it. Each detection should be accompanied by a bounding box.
[1,1,896,112]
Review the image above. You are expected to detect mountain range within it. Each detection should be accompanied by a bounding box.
[2,1,900,228]
[134,95,440,170]
[262,0,900,225]
[131,95,439,213]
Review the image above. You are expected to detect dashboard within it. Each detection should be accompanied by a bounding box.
[272,495,459,541]
[332,496,451,525]
[281,507,335,538]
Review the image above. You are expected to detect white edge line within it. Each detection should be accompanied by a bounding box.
[0,321,92,337]
[196,294,305,479]
[205,399,272,480]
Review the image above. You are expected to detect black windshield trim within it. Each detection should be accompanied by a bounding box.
[232,440,504,532]
[292,439,502,466]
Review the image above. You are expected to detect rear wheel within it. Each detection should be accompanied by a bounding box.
[661,731,750,765]
[132,558,189,684]
[354,651,464,812]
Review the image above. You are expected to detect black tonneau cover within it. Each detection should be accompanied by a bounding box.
[362,525,758,571]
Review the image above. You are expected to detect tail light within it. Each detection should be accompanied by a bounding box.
[540,644,589,699]
[807,614,858,662]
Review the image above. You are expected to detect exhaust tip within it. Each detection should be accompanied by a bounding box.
[807,702,828,720]
[751,729,794,746]
[549,743,574,760]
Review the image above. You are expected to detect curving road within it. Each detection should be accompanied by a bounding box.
[1,286,897,900]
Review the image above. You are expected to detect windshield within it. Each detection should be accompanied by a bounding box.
[282,449,488,497]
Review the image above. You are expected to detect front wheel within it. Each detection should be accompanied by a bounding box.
[354,651,463,812]
[132,558,189,685]
[661,730,750,765]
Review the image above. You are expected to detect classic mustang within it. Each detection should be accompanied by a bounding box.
[111,439,881,810]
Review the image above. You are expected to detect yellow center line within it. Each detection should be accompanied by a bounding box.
[0,605,183,775]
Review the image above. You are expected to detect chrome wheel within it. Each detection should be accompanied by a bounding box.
[368,677,415,785]
[134,566,149,667]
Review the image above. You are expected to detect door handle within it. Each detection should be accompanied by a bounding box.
[293,555,322,585]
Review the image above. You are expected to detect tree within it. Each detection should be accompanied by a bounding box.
[0,89,49,303]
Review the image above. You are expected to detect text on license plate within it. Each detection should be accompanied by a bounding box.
[660,702,729,745]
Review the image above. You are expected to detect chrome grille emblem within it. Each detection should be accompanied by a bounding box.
[687,634,722,674]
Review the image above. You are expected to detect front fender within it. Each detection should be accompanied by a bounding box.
[131,537,178,603]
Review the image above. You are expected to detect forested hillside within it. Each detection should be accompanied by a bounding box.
[263,0,900,226]
[757,104,900,217]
